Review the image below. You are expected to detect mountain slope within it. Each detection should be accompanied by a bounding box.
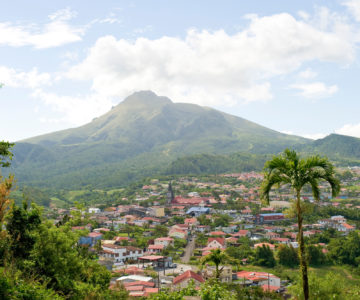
[10,91,312,188]
[300,133,360,160]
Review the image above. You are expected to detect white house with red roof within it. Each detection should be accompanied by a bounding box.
[337,223,355,233]
[207,237,226,249]
[154,237,174,247]
[237,271,280,290]
[147,244,164,254]
[169,228,187,239]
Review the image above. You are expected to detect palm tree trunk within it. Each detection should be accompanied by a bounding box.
[215,263,220,279]
[296,190,309,300]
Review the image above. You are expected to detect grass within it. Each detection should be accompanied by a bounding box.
[237,264,360,287]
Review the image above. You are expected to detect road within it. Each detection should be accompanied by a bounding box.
[181,237,195,263]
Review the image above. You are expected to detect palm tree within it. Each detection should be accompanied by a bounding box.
[201,248,234,279]
[260,149,340,300]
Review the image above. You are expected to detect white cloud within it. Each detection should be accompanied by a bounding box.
[66,12,354,107]
[298,68,317,79]
[343,0,360,22]
[91,12,122,25]
[336,123,360,138]
[302,133,328,140]
[0,8,84,49]
[32,89,114,125]
[290,82,338,99]
[0,66,51,88]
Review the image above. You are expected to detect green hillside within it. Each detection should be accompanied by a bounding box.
[8,91,360,189]
[301,133,360,160]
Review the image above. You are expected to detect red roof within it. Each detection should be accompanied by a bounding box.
[139,255,164,261]
[148,244,164,250]
[172,196,207,205]
[185,218,197,224]
[232,230,249,237]
[173,270,205,285]
[144,288,158,294]
[155,237,174,241]
[123,281,155,287]
[88,232,102,237]
[207,237,225,247]
[237,271,278,280]
[126,286,143,291]
[209,231,226,236]
[254,243,275,249]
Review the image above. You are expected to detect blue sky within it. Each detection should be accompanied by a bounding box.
[1,0,360,141]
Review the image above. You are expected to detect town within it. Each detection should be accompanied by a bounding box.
[47,167,360,298]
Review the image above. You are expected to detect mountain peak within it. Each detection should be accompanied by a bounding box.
[122,90,172,106]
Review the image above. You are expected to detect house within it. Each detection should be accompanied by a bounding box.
[331,215,346,223]
[169,228,187,239]
[272,237,290,244]
[237,271,280,289]
[116,275,153,284]
[194,225,211,233]
[147,244,164,254]
[185,217,198,225]
[123,280,158,298]
[101,244,143,263]
[337,223,355,233]
[141,217,161,225]
[186,207,210,217]
[148,207,165,217]
[154,237,174,247]
[79,231,103,246]
[89,207,101,214]
[283,232,297,240]
[303,231,316,237]
[173,270,205,289]
[255,213,284,224]
[232,230,250,238]
[172,196,208,206]
[203,265,232,283]
[265,232,280,240]
[207,237,225,249]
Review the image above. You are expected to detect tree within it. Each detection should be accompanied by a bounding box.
[260,149,340,300]
[0,141,14,228]
[0,141,14,168]
[277,244,298,268]
[307,245,326,266]
[6,202,41,264]
[153,225,168,237]
[254,245,276,267]
[201,248,235,279]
